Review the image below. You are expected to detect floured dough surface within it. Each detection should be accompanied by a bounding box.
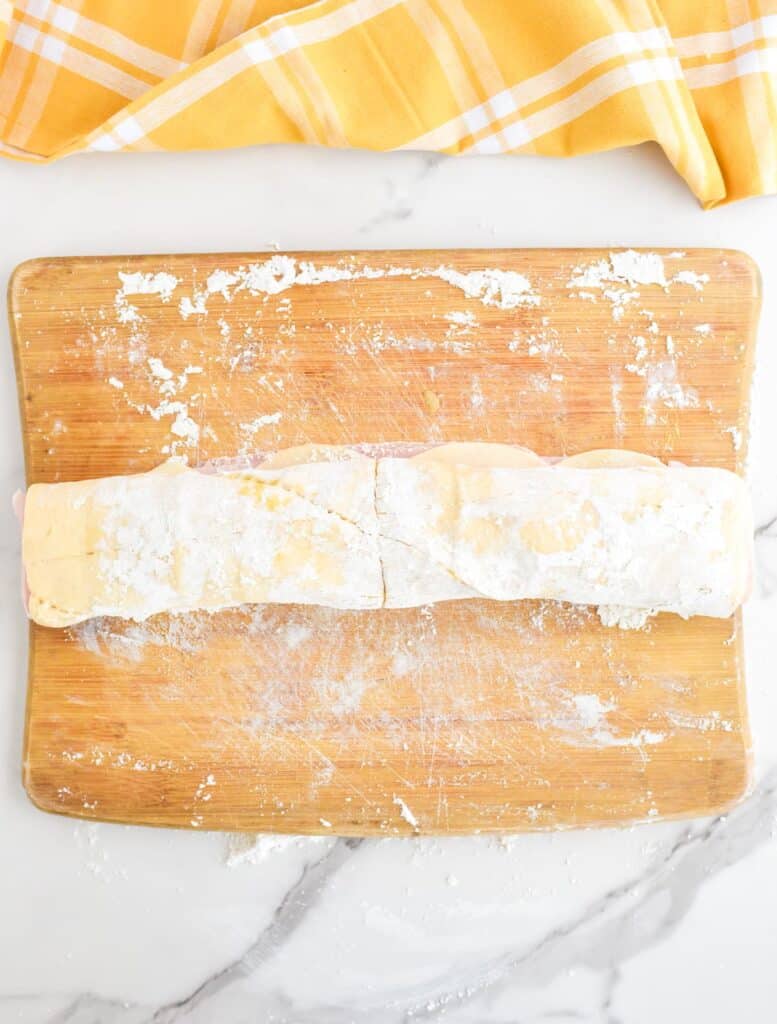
[22,444,752,627]
[376,456,751,616]
[23,452,382,626]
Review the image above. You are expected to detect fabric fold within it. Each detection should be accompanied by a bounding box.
[0,0,774,205]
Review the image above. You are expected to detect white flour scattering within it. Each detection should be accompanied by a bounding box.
[609,371,625,438]
[194,774,216,806]
[665,710,734,733]
[174,255,540,315]
[225,833,335,867]
[470,376,485,413]
[236,412,284,455]
[550,692,666,749]
[179,293,208,319]
[72,614,211,661]
[106,349,204,456]
[393,795,419,829]
[69,597,693,829]
[642,360,699,424]
[432,266,539,309]
[115,271,179,324]
[444,310,478,330]
[625,333,700,426]
[145,358,202,396]
[73,822,128,882]
[567,250,666,320]
[725,426,743,452]
[104,270,208,455]
[141,397,200,450]
[567,250,709,321]
[148,356,173,381]
[238,412,283,451]
[673,270,710,291]
[118,271,179,301]
[609,250,667,286]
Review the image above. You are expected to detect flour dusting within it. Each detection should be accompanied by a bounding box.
[225,833,334,867]
[643,361,700,424]
[393,795,419,830]
[665,710,734,733]
[725,426,743,452]
[107,344,204,455]
[173,255,541,315]
[115,271,179,324]
[673,270,710,291]
[567,251,709,322]
[550,692,667,749]
[625,333,700,425]
[72,614,212,660]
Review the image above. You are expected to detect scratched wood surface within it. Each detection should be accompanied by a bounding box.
[10,248,760,834]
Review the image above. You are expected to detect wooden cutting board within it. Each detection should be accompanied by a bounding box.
[10,248,760,835]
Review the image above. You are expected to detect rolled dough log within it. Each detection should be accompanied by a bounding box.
[21,444,752,627]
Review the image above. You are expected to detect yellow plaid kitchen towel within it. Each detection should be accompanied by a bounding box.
[1,1,775,206]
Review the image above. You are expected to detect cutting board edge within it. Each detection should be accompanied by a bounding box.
[21,767,753,836]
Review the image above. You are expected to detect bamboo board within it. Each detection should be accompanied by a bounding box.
[9,248,760,834]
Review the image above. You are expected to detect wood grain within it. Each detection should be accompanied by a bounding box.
[9,248,760,834]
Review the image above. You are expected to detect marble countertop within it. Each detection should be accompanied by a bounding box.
[1,144,775,1024]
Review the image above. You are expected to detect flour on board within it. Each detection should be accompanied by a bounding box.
[393,795,419,829]
[147,356,173,381]
[443,310,478,330]
[642,360,700,424]
[106,350,203,455]
[115,271,179,324]
[72,614,212,660]
[179,293,208,319]
[567,250,709,322]
[550,692,666,749]
[725,426,743,451]
[673,270,710,291]
[665,710,734,733]
[173,255,540,316]
[609,371,625,439]
[61,587,731,834]
[470,376,485,413]
[238,412,283,453]
[625,333,700,426]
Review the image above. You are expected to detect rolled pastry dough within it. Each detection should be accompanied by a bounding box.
[21,444,752,627]
[22,451,382,627]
